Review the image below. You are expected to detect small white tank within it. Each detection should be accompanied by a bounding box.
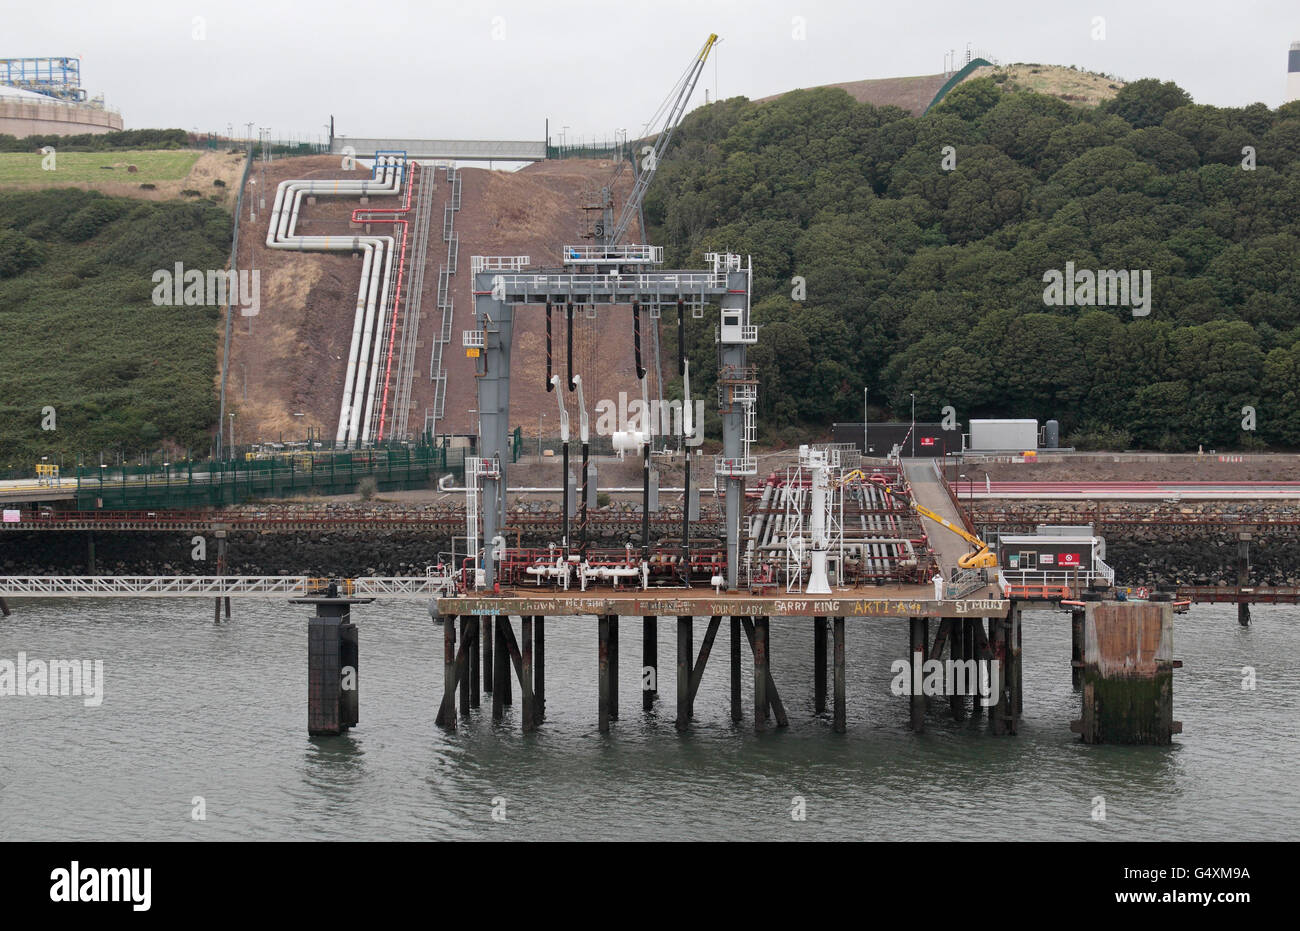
[1289,41,1300,104]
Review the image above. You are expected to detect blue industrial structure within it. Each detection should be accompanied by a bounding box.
[0,57,86,101]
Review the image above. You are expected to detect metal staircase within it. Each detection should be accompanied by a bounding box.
[388,161,437,442]
[428,165,464,432]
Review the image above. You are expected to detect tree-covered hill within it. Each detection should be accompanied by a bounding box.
[646,77,1300,450]
[0,189,231,468]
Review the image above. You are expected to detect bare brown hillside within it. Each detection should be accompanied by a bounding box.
[757,72,949,114]
[757,63,1122,114]
[226,155,655,447]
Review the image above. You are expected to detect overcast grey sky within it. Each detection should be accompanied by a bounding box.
[8,0,1299,142]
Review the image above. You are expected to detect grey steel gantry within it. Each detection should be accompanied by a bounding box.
[467,249,756,590]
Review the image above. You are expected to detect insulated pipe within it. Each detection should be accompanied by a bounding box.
[566,301,576,391]
[435,475,712,494]
[357,224,398,444]
[545,301,553,391]
[264,156,405,448]
[677,299,685,376]
[358,161,418,442]
[335,243,378,446]
[633,301,646,380]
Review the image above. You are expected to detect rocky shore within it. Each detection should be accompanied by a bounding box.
[2,499,1297,587]
[973,500,1300,587]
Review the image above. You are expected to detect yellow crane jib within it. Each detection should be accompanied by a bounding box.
[700,34,719,61]
[848,471,997,570]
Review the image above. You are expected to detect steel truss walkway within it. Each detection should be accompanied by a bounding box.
[0,576,441,599]
[332,138,545,162]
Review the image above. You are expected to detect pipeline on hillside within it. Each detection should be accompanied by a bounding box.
[264,156,408,449]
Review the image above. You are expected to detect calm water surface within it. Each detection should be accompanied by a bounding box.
[1,599,1296,841]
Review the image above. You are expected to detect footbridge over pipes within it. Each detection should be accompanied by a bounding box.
[903,459,979,577]
[331,138,546,162]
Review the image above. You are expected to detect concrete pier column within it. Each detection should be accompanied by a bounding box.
[522,615,535,732]
[86,530,95,574]
[948,618,967,721]
[1074,601,1180,744]
[986,612,1021,736]
[729,616,742,722]
[534,616,545,721]
[675,616,691,731]
[813,616,828,714]
[832,616,846,734]
[0,598,11,617]
[598,615,611,733]
[468,616,480,709]
[1009,607,1023,723]
[968,619,984,719]
[1237,532,1251,627]
[459,616,472,716]
[339,619,359,728]
[908,616,926,732]
[294,590,372,737]
[492,618,507,722]
[754,615,769,728]
[212,529,226,623]
[609,615,619,720]
[643,615,657,711]
[483,615,494,693]
[1071,608,1085,691]
[498,615,512,706]
[439,612,457,729]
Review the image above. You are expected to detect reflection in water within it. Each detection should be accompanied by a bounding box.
[302,734,366,789]
[0,599,1295,840]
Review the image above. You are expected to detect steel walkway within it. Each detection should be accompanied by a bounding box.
[903,459,977,576]
[0,576,441,599]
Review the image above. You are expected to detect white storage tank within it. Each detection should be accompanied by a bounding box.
[969,419,1038,451]
[1289,41,1300,104]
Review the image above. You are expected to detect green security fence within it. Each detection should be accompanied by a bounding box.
[72,446,469,509]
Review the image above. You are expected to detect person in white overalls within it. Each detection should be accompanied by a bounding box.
[933,573,945,600]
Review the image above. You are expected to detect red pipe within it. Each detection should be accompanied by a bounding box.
[350,160,418,443]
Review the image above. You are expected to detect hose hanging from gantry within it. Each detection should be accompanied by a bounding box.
[546,300,553,392]
[635,299,650,564]
[552,374,570,556]
[566,301,576,391]
[575,374,590,558]
[677,299,685,377]
[678,298,691,586]
[633,301,646,380]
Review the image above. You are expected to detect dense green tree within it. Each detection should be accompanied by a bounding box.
[1103,78,1194,128]
[647,73,1300,449]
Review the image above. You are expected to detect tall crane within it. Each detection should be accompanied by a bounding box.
[846,471,997,570]
[598,33,718,248]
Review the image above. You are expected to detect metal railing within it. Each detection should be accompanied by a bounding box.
[65,447,466,509]
[470,255,531,274]
[0,575,441,599]
[561,244,663,265]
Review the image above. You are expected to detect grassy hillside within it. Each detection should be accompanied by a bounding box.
[975,63,1124,107]
[0,188,232,469]
[647,77,1300,451]
[0,150,200,185]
